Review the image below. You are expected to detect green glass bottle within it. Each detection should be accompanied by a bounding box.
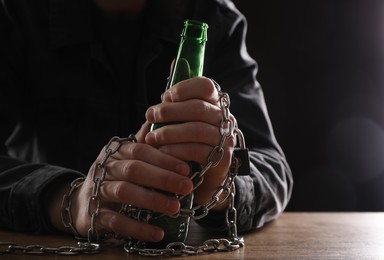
[148,19,208,247]
[166,19,208,91]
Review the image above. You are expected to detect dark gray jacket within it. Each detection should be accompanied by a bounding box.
[0,0,292,234]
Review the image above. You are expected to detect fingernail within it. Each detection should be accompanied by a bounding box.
[146,132,157,144]
[176,163,190,176]
[151,228,164,242]
[179,179,193,195]
[166,199,180,214]
[146,108,154,121]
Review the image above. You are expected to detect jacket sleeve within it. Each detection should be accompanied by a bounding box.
[196,1,293,232]
[0,1,84,234]
[0,157,84,233]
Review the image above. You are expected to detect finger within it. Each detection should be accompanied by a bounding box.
[105,159,193,195]
[135,122,150,143]
[157,137,235,165]
[146,121,221,147]
[159,143,212,165]
[146,99,222,126]
[146,113,237,148]
[98,210,164,242]
[99,181,182,216]
[109,142,190,176]
[162,77,219,104]
[157,132,236,167]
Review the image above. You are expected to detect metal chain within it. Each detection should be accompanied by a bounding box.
[0,242,99,255]
[131,89,234,221]
[1,88,246,256]
[188,90,234,219]
[88,134,138,242]
[122,88,245,256]
[0,135,136,256]
[124,157,244,257]
[61,177,86,238]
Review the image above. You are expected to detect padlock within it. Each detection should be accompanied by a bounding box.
[232,128,250,176]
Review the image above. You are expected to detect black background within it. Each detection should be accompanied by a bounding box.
[235,0,384,211]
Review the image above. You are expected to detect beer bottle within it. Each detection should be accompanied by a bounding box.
[149,19,208,247]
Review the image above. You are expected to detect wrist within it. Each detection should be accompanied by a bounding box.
[49,177,84,234]
[48,181,72,233]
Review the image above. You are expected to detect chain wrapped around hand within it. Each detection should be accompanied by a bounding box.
[122,81,248,256]
[1,82,249,257]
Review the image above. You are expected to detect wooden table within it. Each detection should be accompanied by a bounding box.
[1,212,383,259]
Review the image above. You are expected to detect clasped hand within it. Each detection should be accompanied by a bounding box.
[71,77,237,243]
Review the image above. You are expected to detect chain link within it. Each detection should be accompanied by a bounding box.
[1,87,247,256]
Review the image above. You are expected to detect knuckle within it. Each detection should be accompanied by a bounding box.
[121,161,139,180]
[126,142,144,158]
[154,105,168,122]
[203,77,217,95]
[170,85,181,98]
[111,182,126,200]
[194,101,213,116]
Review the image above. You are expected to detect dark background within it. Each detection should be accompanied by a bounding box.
[235,0,384,211]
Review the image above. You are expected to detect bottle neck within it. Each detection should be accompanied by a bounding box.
[168,21,208,88]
